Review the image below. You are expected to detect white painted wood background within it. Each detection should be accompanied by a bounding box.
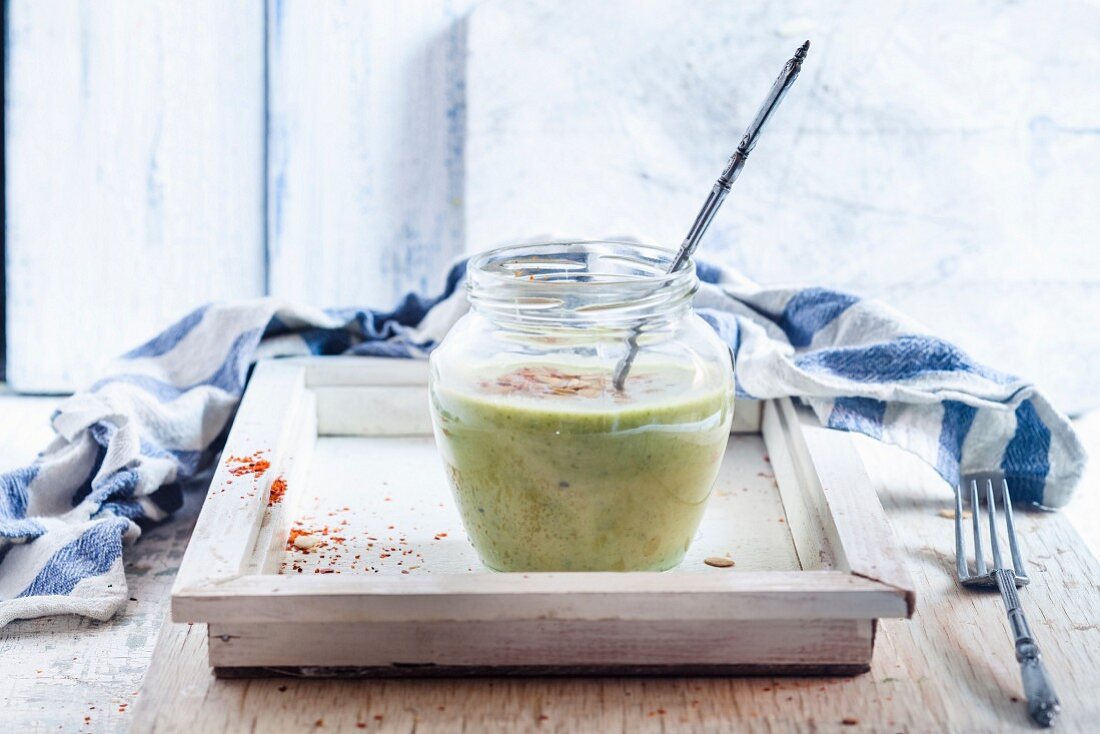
[266,0,470,307]
[6,0,1100,414]
[6,0,474,392]
[6,1,267,390]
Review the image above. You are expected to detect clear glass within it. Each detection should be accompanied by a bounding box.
[429,241,734,572]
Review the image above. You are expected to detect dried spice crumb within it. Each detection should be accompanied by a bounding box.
[704,556,735,568]
[841,717,859,726]
[482,365,630,399]
[226,451,271,478]
[268,477,288,506]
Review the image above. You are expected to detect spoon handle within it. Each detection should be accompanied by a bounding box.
[667,40,809,273]
[613,41,810,391]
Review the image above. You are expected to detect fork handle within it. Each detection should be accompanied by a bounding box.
[994,569,1061,727]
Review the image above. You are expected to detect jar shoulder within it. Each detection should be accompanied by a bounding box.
[431,310,733,394]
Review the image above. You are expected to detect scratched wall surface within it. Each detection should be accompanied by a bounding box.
[466,0,1100,414]
[5,1,267,392]
[6,0,1100,414]
[5,1,474,390]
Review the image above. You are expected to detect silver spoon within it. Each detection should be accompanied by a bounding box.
[612,40,810,391]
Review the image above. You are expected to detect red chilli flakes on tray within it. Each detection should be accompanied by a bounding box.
[226,450,271,478]
[268,476,288,506]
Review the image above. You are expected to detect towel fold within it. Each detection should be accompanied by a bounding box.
[0,260,1085,626]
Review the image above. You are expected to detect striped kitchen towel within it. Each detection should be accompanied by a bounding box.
[0,260,1086,626]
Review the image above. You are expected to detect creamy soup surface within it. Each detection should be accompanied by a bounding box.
[430,361,733,571]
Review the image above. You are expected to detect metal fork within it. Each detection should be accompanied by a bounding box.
[954,474,1061,727]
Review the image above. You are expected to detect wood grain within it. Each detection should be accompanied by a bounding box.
[4,391,1099,731]
[5,1,266,392]
[265,0,474,309]
[134,436,1100,733]
[171,359,907,673]
[206,618,874,670]
[176,571,903,625]
[789,401,916,611]
[170,361,311,598]
[0,393,208,733]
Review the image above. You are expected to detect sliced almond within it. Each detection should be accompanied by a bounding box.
[704,556,735,568]
[294,534,320,550]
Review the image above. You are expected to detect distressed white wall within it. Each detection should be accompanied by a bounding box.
[466,0,1100,414]
[6,0,1099,414]
[266,0,473,307]
[6,0,475,391]
[6,1,266,391]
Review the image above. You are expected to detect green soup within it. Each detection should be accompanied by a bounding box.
[430,364,733,571]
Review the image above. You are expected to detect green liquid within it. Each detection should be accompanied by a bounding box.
[430,365,733,571]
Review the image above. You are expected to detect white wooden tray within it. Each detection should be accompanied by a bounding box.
[171,357,914,677]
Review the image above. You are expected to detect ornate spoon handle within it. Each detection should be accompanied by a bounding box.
[612,41,809,391]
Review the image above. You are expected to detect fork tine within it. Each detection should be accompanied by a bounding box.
[954,481,969,579]
[987,478,1005,571]
[971,478,987,576]
[1001,478,1028,581]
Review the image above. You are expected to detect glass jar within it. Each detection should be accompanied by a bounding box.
[429,241,734,572]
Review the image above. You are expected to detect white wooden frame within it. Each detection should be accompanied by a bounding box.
[171,357,913,676]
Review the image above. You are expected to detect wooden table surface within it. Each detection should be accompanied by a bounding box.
[4,395,1100,733]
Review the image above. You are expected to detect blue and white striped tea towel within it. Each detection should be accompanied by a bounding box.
[0,260,1086,626]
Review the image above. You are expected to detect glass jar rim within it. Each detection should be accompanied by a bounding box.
[466,241,697,325]
[467,240,695,289]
